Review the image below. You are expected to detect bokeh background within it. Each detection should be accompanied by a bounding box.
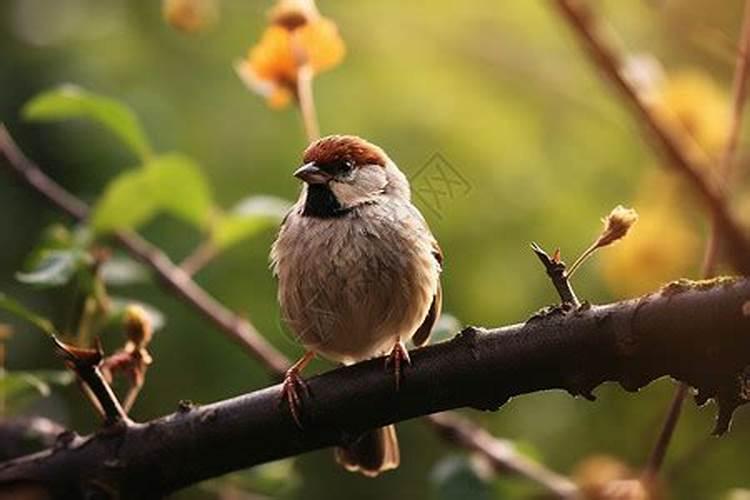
[2,0,750,498]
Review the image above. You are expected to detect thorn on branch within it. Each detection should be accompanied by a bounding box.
[52,336,129,426]
[530,242,581,307]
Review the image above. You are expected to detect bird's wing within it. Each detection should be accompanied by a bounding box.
[412,242,443,347]
[270,205,297,278]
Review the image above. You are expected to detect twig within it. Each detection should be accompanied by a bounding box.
[179,240,218,277]
[530,242,580,307]
[644,0,750,477]
[122,378,144,413]
[565,240,598,279]
[0,125,291,377]
[0,125,578,494]
[296,63,320,142]
[552,0,750,276]
[643,382,688,478]
[2,276,750,498]
[51,337,129,425]
[702,0,750,277]
[718,0,750,181]
[427,413,579,499]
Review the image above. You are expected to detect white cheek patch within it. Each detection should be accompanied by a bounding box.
[330,165,387,207]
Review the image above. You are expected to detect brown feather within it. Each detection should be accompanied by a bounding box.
[412,282,441,347]
[412,245,444,347]
[303,135,387,168]
[334,425,399,477]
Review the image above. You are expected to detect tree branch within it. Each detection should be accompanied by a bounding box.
[0,125,577,494]
[551,0,750,276]
[1,277,749,498]
[0,417,66,462]
[426,413,579,498]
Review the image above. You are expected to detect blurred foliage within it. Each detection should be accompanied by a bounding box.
[1,0,750,499]
[23,84,153,160]
[0,370,74,415]
[92,152,213,232]
[430,455,493,500]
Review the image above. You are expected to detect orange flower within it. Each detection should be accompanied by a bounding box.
[235,0,345,108]
[162,0,218,34]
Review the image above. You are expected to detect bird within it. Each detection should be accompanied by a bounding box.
[270,134,443,476]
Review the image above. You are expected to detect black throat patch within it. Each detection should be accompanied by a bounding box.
[302,184,351,218]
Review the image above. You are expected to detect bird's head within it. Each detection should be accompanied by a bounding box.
[295,135,409,217]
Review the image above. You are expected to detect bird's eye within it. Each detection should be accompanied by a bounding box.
[340,159,354,173]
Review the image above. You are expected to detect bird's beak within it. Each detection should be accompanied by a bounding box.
[294,162,332,184]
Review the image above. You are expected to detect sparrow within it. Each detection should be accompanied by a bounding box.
[270,135,443,476]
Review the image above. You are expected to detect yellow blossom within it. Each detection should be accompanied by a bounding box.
[235,0,345,108]
[596,205,639,249]
[600,200,700,298]
[651,70,729,162]
[123,304,153,349]
[566,205,639,278]
[572,455,632,499]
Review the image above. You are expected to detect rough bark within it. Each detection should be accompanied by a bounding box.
[1,277,749,498]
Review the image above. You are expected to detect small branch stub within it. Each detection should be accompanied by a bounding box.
[52,337,129,425]
[530,242,581,307]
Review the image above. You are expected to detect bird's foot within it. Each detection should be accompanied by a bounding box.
[385,341,411,390]
[281,368,309,428]
[280,351,314,428]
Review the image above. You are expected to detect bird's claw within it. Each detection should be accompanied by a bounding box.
[385,341,411,390]
[281,368,309,428]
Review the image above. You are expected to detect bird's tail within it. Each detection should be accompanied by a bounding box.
[334,425,400,477]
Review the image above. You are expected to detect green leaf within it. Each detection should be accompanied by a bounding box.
[0,370,75,405]
[100,256,150,286]
[16,249,88,288]
[431,456,492,500]
[23,84,152,160]
[91,153,213,234]
[144,154,213,227]
[212,195,291,250]
[90,169,159,233]
[0,293,57,337]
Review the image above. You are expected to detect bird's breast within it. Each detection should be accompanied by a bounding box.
[272,205,438,363]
